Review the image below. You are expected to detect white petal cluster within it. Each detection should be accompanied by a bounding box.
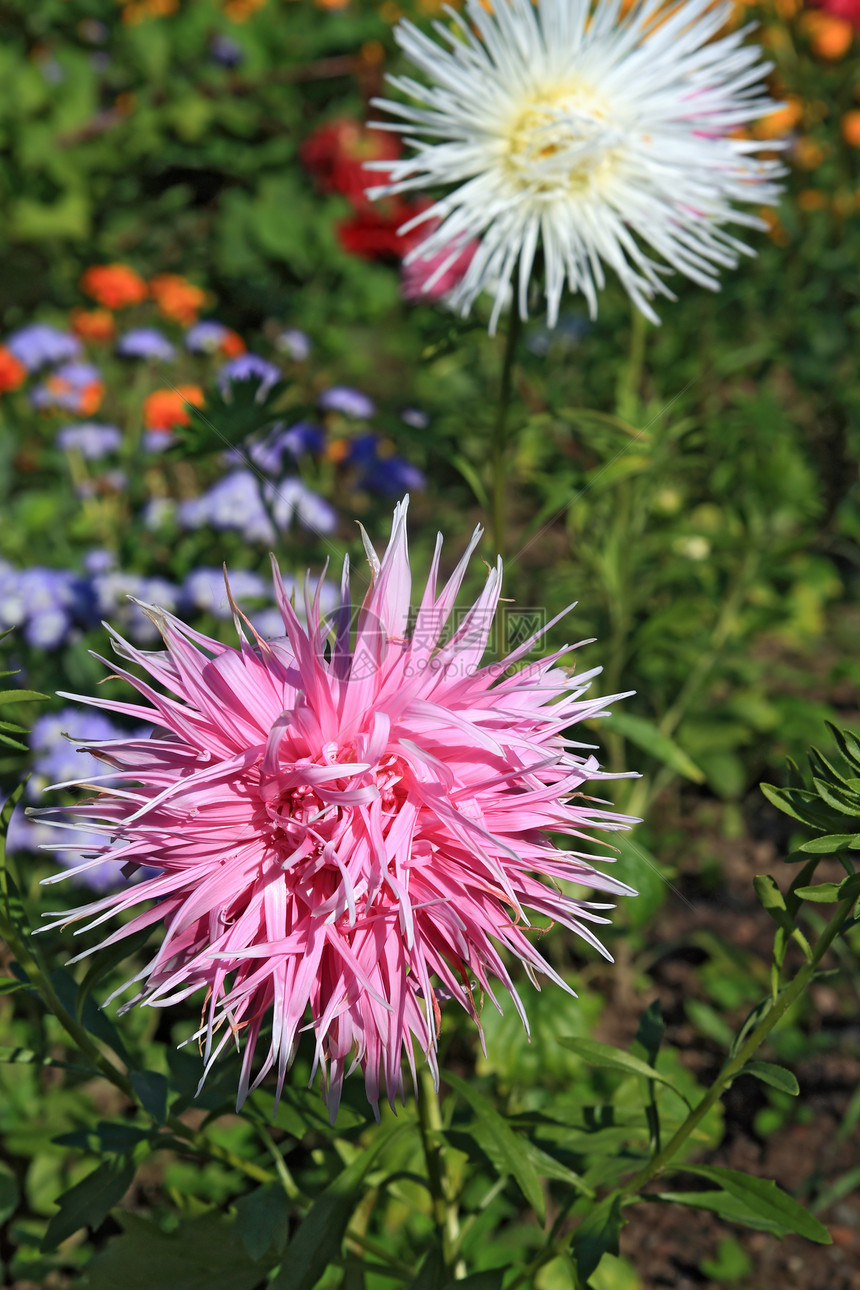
[371,0,784,331]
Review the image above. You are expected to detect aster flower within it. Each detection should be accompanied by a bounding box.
[40,499,633,1118]
[371,0,784,330]
[6,323,82,372]
[275,328,311,361]
[56,423,122,460]
[217,354,281,401]
[31,362,104,416]
[319,386,376,419]
[116,328,177,362]
[185,321,245,358]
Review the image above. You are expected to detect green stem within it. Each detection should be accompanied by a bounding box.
[621,892,855,1197]
[490,305,522,569]
[416,1067,463,1277]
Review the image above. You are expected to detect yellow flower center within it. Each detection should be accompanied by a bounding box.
[505,89,620,196]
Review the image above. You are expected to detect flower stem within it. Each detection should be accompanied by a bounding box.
[416,1067,463,1277]
[491,306,522,658]
[620,891,855,1197]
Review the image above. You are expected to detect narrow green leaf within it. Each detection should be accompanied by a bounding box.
[557,1037,691,1107]
[633,1000,665,1067]
[798,834,860,854]
[42,1157,136,1251]
[654,1190,794,1236]
[444,1071,546,1223]
[0,689,47,706]
[825,724,860,775]
[684,1166,831,1244]
[405,1242,445,1290]
[570,1192,624,1282]
[794,883,843,902]
[0,978,25,994]
[601,712,704,783]
[738,1062,799,1095]
[269,1125,402,1290]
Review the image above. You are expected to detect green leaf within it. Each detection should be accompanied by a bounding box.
[233,1185,289,1262]
[601,712,704,783]
[405,1243,445,1290]
[753,875,799,943]
[571,1192,624,1282]
[683,1166,831,1244]
[825,724,860,775]
[556,1037,690,1107]
[797,834,860,854]
[654,1189,795,1235]
[0,689,47,706]
[760,783,842,832]
[738,1062,799,1096]
[442,1273,506,1290]
[444,1071,546,1223]
[42,1157,136,1251]
[794,873,860,904]
[81,1212,267,1290]
[0,977,25,994]
[269,1125,403,1290]
[633,1000,665,1067]
[0,1164,19,1225]
[130,1070,169,1124]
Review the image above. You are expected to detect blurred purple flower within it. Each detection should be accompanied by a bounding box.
[185,321,230,353]
[182,568,267,619]
[401,407,429,429]
[276,328,311,361]
[142,430,175,453]
[116,328,176,362]
[89,570,180,643]
[319,386,375,419]
[210,33,244,67]
[31,362,102,412]
[348,434,426,496]
[141,497,176,530]
[218,353,280,400]
[6,323,81,372]
[83,548,116,575]
[227,421,324,474]
[0,566,88,649]
[177,469,336,542]
[56,422,122,459]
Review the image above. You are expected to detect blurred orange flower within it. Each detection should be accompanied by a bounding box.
[71,309,116,343]
[802,10,853,58]
[797,188,827,210]
[794,136,826,168]
[220,330,246,358]
[754,96,803,139]
[224,0,267,20]
[121,0,179,22]
[842,109,860,145]
[82,264,148,309]
[0,346,26,394]
[150,275,208,326]
[144,385,205,432]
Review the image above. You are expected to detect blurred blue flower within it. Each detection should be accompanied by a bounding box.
[210,33,244,67]
[228,421,324,474]
[348,435,426,496]
[401,407,429,429]
[6,323,81,372]
[182,568,267,619]
[142,430,175,453]
[218,353,280,400]
[83,548,116,575]
[116,328,176,361]
[276,328,311,361]
[0,565,88,649]
[319,386,375,419]
[56,422,122,459]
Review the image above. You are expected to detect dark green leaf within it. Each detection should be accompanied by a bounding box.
[570,1192,624,1281]
[760,784,843,832]
[233,1185,289,1262]
[633,1000,665,1067]
[684,1166,831,1244]
[729,997,773,1059]
[738,1062,799,1095]
[825,724,860,776]
[130,1070,169,1124]
[557,1037,690,1107]
[269,1125,403,1290]
[82,1212,267,1290]
[442,1272,506,1290]
[444,1071,546,1223]
[406,1243,445,1290]
[0,1164,19,1225]
[42,1157,135,1251]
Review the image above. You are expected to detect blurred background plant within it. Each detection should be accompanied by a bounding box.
[0,0,859,1287]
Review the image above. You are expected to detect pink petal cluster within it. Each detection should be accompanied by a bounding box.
[401,228,479,304]
[42,500,634,1119]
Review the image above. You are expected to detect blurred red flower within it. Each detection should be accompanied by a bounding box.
[0,346,26,393]
[150,275,208,327]
[301,118,400,208]
[81,264,148,309]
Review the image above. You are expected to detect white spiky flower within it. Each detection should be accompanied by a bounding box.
[370,0,784,332]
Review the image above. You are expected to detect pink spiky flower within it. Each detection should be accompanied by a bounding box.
[41,499,634,1118]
